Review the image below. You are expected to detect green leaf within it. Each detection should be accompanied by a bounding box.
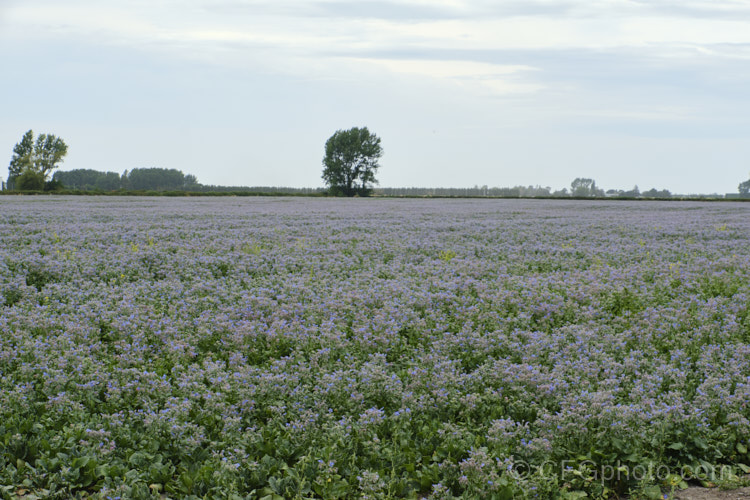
[642,485,664,500]
[693,438,708,450]
[71,456,90,469]
[668,442,684,450]
[737,443,748,454]
[560,491,588,499]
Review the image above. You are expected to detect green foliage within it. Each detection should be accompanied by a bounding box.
[43,178,64,192]
[602,287,642,316]
[25,268,57,292]
[184,173,199,188]
[570,178,604,197]
[34,133,68,179]
[53,169,122,191]
[698,274,741,299]
[7,130,67,189]
[15,169,46,191]
[50,168,202,192]
[322,127,383,197]
[641,187,672,198]
[1,287,23,307]
[739,176,750,195]
[127,167,189,191]
[210,261,232,278]
[7,130,34,188]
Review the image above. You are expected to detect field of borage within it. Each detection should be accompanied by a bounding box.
[1,197,749,500]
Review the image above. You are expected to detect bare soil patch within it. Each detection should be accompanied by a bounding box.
[674,486,750,500]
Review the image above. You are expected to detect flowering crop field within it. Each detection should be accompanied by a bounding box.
[1,197,749,499]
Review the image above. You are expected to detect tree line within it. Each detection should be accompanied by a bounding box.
[376,180,675,199]
[4,128,750,197]
[48,169,327,194]
[317,129,741,198]
[52,168,200,191]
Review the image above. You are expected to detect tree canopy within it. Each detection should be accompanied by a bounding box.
[8,130,34,181]
[739,175,750,195]
[127,167,189,191]
[570,178,604,197]
[52,167,201,191]
[322,127,383,197]
[7,130,68,190]
[53,169,123,191]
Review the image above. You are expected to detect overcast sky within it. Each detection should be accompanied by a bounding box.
[1,0,749,193]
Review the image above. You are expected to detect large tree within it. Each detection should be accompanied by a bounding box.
[322,127,383,197]
[7,130,68,189]
[7,130,35,188]
[740,175,750,195]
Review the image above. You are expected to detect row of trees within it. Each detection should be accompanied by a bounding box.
[51,168,199,191]
[376,183,674,198]
[5,128,750,197]
[50,169,323,194]
[378,186,556,197]
[317,130,682,198]
[2,129,203,192]
[318,128,750,198]
[187,185,325,194]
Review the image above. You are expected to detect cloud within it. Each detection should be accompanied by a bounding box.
[202,0,462,20]
[190,0,750,22]
[627,0,750,20]
[10,0,750,50]
[353,58,542,96]
[6,0,750,104]
[467,0,750,20]
[6,0,749,125]
[3,0,750,192]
